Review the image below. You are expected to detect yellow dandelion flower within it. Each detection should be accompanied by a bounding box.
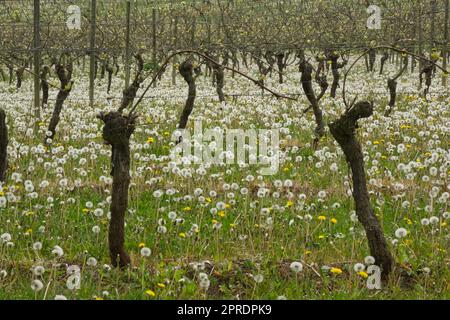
[358,271,368,278]
[157,283,165,288]
[138,242,145,248]
[330,267,343,275]
[286,200,294,207]
[179,232,186,238]
[218,211,225,217]
[145,289,156,297]
[330,218,337,224]
[318,215,326,221]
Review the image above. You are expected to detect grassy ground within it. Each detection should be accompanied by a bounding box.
[0,63,449,299]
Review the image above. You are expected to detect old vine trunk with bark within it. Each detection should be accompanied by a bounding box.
[46,63,73,143]
[118,54,144,113]
[299,60,325,147]
[178,59,197,130]
[40,66,50,107]
[97,112,136,268]
[0,109,8,182]
[329,101,394,278]
[385,56,408,116]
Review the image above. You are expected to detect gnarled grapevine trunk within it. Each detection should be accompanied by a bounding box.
[0,109,8,182]
[299,60,325,147]
[379,52,389,75]
[46,63,73,143]
[97,111,136,268]
[420,60,434,97]
[213,64,225,103]
[40,66,50,107]
[368,48,376,72]
[276,52,285,84]
[106,63,114,94]
[118,54,144,113]
[15,66,25,90]
[385,56,408,116]
[8,65,13,85]
[329,101,394,279]
[178,59,197,130]
[329,51,347,98]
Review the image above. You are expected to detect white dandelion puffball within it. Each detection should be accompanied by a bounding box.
[33,241,42,251]
[66,265,81,275]
[253,274,264,283]
[353,263,365,272]
[92,225,100,234]
[33,266,45,276]
[86,257,97,267]
[364,256,376,265]
[199,278,210,290]
[31,279,44,292]
[94,208,104,217]
[199,272,209,280]
[54,295,68,300]
[140,247,151,257]
[395,228,408,239]
[1,232,11,243]
[52,245,64,257]
[429,216,439,225]
[290,261,303,273]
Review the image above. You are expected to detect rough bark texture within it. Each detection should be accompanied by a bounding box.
[328,51,347,98]
[97,111,136,268]
[118,54,144,113]
[299,60,325,147]
[329,101,394,278]
[8,65,13,85]
[46,63,73,143]
[0,109,8,182]
[276,52,285,84]
[15,66,25,90]
[379,52,389,75]
[419,60,434,97]
[385,56,408,116]
[40,66,50,107]
[368,48,376,72]
[178,59,197,129]
[213,64,225,103]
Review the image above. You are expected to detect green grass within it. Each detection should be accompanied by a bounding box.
[0,68,449,300]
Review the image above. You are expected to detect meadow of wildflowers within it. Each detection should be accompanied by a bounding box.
[0,60,448,300]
